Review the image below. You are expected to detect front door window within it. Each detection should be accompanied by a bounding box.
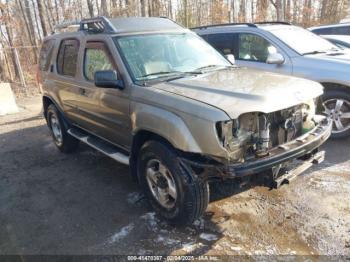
[238,33,277,63]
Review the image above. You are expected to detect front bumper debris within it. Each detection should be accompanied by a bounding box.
[271,150,325,188]
[181,117,332,181]
[228,117,332,177]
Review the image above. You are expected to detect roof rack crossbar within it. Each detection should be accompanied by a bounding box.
[79,16,117,34]
[191,22,257,30]
[54,20,80,32]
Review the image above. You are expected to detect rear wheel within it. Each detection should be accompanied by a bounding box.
[137,140,209,225]
[47,104,79,153]
[322,90,350,139]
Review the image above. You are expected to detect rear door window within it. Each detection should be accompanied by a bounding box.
[39,39,55,71]
[57,39,79,77]
[207,33,235,55]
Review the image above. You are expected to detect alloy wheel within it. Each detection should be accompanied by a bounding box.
[145,159,177,209]
[323,98,350,134]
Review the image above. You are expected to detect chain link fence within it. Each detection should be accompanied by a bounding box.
[0,45,41,98]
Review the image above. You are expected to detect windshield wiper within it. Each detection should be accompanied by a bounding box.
[140,70,203,79]
[193,64,227,72]
[302,50,327,55]
[139,71,181,78]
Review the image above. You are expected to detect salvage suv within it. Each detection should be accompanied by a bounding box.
[38,17,332,225]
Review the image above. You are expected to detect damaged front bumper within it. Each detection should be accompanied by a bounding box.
[181,117,332,180]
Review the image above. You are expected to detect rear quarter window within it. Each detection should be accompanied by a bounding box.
[313,26,350,35]
[332,26,350,35]
[312,28,333,35]
[39,39,55,71]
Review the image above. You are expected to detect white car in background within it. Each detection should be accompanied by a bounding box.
[194,22,350,138]
[322,35,350,49]
[309,22,350,35]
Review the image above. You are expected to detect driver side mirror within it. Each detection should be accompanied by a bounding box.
[266,53,285,65]
[94,70,124,89]
[224,54,235,65]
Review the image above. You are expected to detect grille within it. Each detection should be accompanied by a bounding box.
[267,105,304,147]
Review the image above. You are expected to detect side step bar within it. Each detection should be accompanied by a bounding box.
[68,128,129,165]
[272,150,325,188]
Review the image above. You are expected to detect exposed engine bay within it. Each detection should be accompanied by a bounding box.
[217,102,318,162]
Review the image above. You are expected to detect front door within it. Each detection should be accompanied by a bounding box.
[80,41,131,149]
[235,33,292,75]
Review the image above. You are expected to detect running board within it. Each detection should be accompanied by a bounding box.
[67,128,129,165]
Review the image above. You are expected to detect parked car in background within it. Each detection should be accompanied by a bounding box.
[309,22,350,35]
[193,22,350,138]
[321,35,350,49]
[38,17,331,225]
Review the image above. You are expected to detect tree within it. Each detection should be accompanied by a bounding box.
[100,0,108,16]
[256,0,269,21]
[140,0,146,16]
[239,0,246,22]
[37,0,47,36]
[270,0,284,20]
[0,2,22,79]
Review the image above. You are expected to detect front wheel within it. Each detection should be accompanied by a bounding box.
[137,140,209,225]
[322,90,350,139]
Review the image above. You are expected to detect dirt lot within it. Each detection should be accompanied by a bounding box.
[1,95,350,256]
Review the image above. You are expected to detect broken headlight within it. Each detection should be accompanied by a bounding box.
[216,116,257,162]
[302,98,317,133]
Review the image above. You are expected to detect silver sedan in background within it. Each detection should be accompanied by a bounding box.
[194,23,350,138]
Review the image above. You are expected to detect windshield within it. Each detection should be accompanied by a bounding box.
[114,33,230,81]
[269,26,338,55]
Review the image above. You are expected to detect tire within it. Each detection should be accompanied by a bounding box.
[47,104,79,153]
[137,140,209,225]
[322,89,350,139]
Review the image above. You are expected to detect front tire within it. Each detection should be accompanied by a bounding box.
[322,89,350,139]
[137,140,209,225]
[47,104,79,153]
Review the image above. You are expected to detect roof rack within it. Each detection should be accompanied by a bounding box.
[79,16,117,33]
[254,21,292,25]
[53,20,80,33]
[53,16,117,34]
[191,23,257,30]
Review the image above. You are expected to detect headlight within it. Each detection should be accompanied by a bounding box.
[216,118,255,162]
[302,99,317,133]
[216,120,234,149]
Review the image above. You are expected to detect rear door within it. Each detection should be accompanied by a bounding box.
[51,38,82,122]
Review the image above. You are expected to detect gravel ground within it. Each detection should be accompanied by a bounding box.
[0,95,349,256]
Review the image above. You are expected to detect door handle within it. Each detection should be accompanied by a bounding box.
[79,88,86,96]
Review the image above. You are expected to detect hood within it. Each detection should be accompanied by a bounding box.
[153,68,323,119]
[306,50,350,64]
